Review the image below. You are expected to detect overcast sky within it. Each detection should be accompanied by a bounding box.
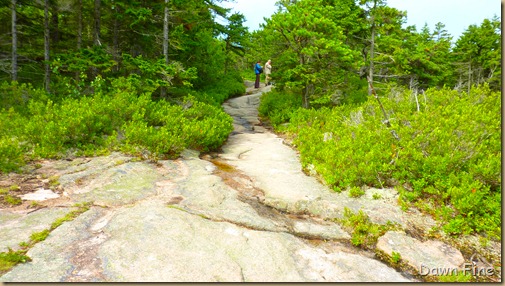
[221,0,501,41]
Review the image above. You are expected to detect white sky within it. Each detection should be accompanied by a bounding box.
[221,0,501,40]
[387,0,501,40]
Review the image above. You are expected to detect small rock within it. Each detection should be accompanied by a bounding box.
[376,231,465,274]
[20,188,60,201]
[200,154,212,160]
[253,126,267,133]
[305,164,317,176]
[180,149,200,160]
[204,164,216,173]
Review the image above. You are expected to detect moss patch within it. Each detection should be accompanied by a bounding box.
[0,249,32,274]
[335,207,399,249]
[0,202,90,275]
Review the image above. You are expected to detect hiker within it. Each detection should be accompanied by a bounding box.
[264,59,272,86]
[254,60,262,88]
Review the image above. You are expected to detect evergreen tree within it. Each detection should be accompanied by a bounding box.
[262,0,362,108]
[452,16,501,91]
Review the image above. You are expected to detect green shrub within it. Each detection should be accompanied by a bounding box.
[281,84,500,238]
[4,195,22,206]
[0,76,234,172]
[194,72,246,106]
[349,186,365,198]
[23,95,116,158]
[240,69,257,81]
[9,185,20,191]
[122,96,232,159]
[337,207,396,248]
[0,81,49,114]
[18,241,29,248]
[258,90,302,127]
[180,98,233,151]
[391,251,401,264]
[0,136,25,173]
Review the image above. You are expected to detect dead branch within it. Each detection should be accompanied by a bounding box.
[366,76,400,141]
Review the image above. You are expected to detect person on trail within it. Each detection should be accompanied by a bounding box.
[254,60,262,88]
[264,60,272,86]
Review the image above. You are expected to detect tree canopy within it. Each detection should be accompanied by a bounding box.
[247,0,500,106]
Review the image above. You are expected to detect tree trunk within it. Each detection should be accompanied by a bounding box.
[76,0,82,81]
[410,76,420,112]
[11,0,17,81]
[299,54,309,108]
[368,0,377,95]
[50,3,59,45]
[467,59,471,94]
[93,0,101,46]
[367,76,400,141]
[302,85,309,109]
[113,6,119,72]
[161,0,170,97]
[163,0,169,65]
[44,0,51,92]
[77,0,82,49]
[92,0,101,80]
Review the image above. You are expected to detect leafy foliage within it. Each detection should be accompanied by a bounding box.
[260,0,364,108]
[437,271,473,282]
[337,207,397,248]
[3,194,22,206]
[349,186,365,198]
[452,16,501,91]
[390,251,401,264]
[258,90,302,127]
[278,84,500,238]
[253,0,501,243]
[0,249,31,274]
[0,78,233,172]
[189,71,246,106]
[29,229,50,243]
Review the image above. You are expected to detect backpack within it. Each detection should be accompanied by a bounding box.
[255,64,263,74]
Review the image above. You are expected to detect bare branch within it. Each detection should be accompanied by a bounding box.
[366,75,400,141]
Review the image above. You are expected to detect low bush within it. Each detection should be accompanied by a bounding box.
[349,186,365,198]
[337,207,397,248]
[0,78,234,172]
[199,72,246,105]
[3,194,22,206]
[0,81,50,114]
[258,90,302,127]
[168,71,245,107]
[0,135,25,173]
[273,84,500,238]
[240,69,257,82]
[123,96,232,159]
